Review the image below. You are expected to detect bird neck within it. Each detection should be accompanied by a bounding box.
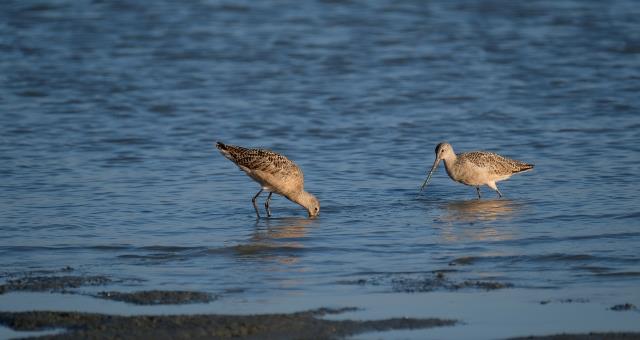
[288,190,314,210]
[442,152,458,175]
[442,151,457,164]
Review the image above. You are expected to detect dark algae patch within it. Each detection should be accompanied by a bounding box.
[610,303,637,311]
[0,308,457,339]
[0,275,111,294]
[391,277,512,293]
[339,272,513,293]
[96,290,216,305]
[0,272,218,305]
[1,266,74,279]
[539,298,590,305]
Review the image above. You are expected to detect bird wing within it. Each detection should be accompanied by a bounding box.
[217,143,303,179]
[461,151,533,175]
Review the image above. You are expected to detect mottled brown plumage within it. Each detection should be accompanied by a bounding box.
[216,142,319,218]
[421,142,534,199]
[458,151,534,177]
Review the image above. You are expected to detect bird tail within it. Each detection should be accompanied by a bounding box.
[517,163,534,173]
[216,141,235,161]
[216,141,227,151]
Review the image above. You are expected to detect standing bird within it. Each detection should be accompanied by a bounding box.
[420,142,533,199]
[216,142,320,218]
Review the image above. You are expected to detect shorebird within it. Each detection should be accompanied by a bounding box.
[216,142,320,218]
[420,142,533,199]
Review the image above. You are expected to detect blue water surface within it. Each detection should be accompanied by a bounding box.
[1,0,639,337]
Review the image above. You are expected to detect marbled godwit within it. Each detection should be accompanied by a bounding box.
[216,142,320,218]
[420,142,533,199]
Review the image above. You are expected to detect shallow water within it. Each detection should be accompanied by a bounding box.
[1,0,640,338]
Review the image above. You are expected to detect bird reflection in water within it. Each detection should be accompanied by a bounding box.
[234,217,312,266]
[436,199,521,242]
[441,199,517,223]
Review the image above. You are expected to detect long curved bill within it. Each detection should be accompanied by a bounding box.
[420,158,441,192]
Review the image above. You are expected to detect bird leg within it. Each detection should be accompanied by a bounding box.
[265,192,273,217]
[476,186,481,199]
[487,182,502,198]
[252,189,263,218]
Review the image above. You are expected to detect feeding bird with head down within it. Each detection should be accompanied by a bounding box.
[216,142,320,218]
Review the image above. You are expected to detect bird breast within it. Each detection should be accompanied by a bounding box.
[444,159,491,186]
[245,168,302,195]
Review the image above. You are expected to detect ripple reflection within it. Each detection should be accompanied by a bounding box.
[440,199,519,223]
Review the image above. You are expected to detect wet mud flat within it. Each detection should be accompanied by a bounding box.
[2,272,639,339]
[0,308,456,340]
[2,307,638,340]
[0,272,457,338]
[0,270,215,305]
[509,333,640,340]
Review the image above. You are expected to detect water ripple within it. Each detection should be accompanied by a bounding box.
[1,0,639,299]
